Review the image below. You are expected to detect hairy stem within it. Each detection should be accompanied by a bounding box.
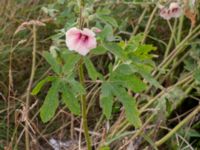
[78,59,92,150]
[25,24,37,150]
[79,0,84,29]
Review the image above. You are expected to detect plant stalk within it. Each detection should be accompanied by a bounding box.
[155,105,200,146]
[25,24,37,150]
[78,59,92,150]
[142,6,157,44]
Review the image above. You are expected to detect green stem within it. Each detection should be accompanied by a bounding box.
[164,20,177,58]
[133,7,147,35]
[79,0,84,29]
[155,105,200,146]
[177,15,184,44]
[78,59,92,150]
[25,24,37,150]
[142,6,157,44]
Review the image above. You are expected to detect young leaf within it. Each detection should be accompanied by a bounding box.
[112,85,142,128]
[103,42,126,59]
[99,146,110,150]
[100,82,113,119]
[43,51,61,74]
[84,57,99,80]
[31,76,56,95]
[98,15,118,28]
[96,8,111,15]
[140,70,162,89]
[61,83,81,115]
[99,24,113,41]
[111,74,147,93]
[92,46,107,55]
[114,64,136,75]
[131,64,162,89]
[69,79,86,95]
[62,53,80,73]
[134,44,157,60]
[40,80,60,123]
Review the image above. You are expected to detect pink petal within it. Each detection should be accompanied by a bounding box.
[66,34,79,51]
[85,36,97,50]
[160,8,172,20]
[75,46,90,56]
[169,2,180,10]
[66,27,82,51]
[65,27,97,56]
[72,40,90,56]
[169,2,182,18]
[82,28,96,37]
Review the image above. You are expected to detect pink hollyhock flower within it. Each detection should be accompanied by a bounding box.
[159,7,171,20]
[65,27,97,56]
[169,2,182,18]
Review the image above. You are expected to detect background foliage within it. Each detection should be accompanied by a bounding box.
[0,0,200,149]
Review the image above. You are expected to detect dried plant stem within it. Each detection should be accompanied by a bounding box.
[164,20,177,58]
[177,15,184,43]
[25,24,37,150]
[8,42,18,148]
[142,6,157,44]
[133,7,147,35]
[155,105,200,146]
[8,39,15,146]
[119,115,154,150]
[153,24,200,77]
[109,72,193,138]
[78,59,92,150]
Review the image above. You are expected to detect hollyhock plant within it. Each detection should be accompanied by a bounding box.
[65,27,97,56]
[169,2,182,18]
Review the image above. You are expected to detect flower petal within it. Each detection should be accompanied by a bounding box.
[85,36,97,50]
[66,27,81,51]
[169,2,182,18]
[83,28,96,37]
[160,8,172,20]
[65,27,97,56]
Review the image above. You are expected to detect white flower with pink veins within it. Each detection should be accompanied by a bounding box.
[159,2,182,20]
[65,27,97,56]
[169,2,182,18]
[160,7,171,20]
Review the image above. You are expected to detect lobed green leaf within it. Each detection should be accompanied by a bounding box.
[61,83,81,115]
[40,79,60,123]
[31,76,56,95]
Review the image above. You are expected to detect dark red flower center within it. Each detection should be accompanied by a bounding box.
[172,7,179,13]
[78,33,89,43]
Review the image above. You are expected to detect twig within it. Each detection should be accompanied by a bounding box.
[25,24,37,150]
[155,105,200,146]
